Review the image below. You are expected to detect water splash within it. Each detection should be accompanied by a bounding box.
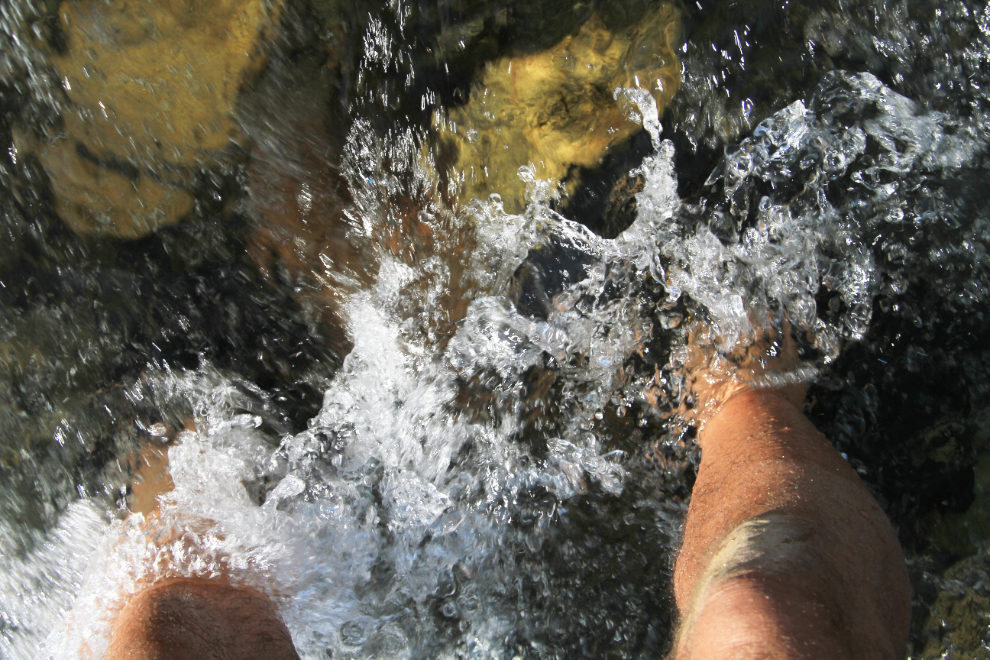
[0,502,106,659]
[3,0,990,656]
[27,75,679,660]
[625,70,988,366]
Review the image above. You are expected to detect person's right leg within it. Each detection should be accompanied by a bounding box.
[672,387,911,660]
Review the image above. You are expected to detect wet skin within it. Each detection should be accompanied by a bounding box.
[108,349,909,659]
[107,441,303,660]
[104,577,300,660]
[672,387,911,659]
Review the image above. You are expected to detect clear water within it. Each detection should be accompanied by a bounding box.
[1,0,989,658]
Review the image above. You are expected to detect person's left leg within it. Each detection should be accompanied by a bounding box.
[104,577,300,660]
[107,440,300,660]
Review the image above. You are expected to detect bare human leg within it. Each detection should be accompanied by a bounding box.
[672,332,911,659]
[104,439,300,660]
[104,577,300,660]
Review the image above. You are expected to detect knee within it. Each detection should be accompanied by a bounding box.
[105,577,300,660]
[673,511,907,660]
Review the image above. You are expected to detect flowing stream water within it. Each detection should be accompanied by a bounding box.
[1,0,990,658]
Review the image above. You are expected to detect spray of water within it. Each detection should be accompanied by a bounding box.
[13,68,679,658]
[3,0,990,655]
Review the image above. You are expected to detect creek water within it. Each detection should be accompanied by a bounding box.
[1,0,990,658]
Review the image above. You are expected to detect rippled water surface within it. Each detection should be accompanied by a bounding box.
[1,0,990,658]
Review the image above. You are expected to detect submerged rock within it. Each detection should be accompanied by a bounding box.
[21,136,196,238]
[441,4,681,213]
[19,0,283,238]
[914,550,990,659]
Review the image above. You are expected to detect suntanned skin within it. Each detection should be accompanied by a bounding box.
[108,336,910,660]
[104,577,300,660]
[105,439,301,660]
[672,386,912,659]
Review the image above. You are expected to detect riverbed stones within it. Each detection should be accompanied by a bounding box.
[916,551,990,660]
[440,4,681,214]
[22,0,283,238]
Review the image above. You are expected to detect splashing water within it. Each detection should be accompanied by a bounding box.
[32,67,964,657]
[7,65,681,656]
[629,69,989,375]
[2,0,990,658]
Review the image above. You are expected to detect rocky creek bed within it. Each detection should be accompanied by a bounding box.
[1,0,990,657]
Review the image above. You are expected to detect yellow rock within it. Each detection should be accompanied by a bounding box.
[52,0,279,162]
[30,0,283,237]
[442,4,681,214]
[918,553,990,660]
[31,135,196,238]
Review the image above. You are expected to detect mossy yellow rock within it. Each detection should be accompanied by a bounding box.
[919,552,990,660]
[32,136,196,238]
[443,4,681,213]
[34,0,282,238]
